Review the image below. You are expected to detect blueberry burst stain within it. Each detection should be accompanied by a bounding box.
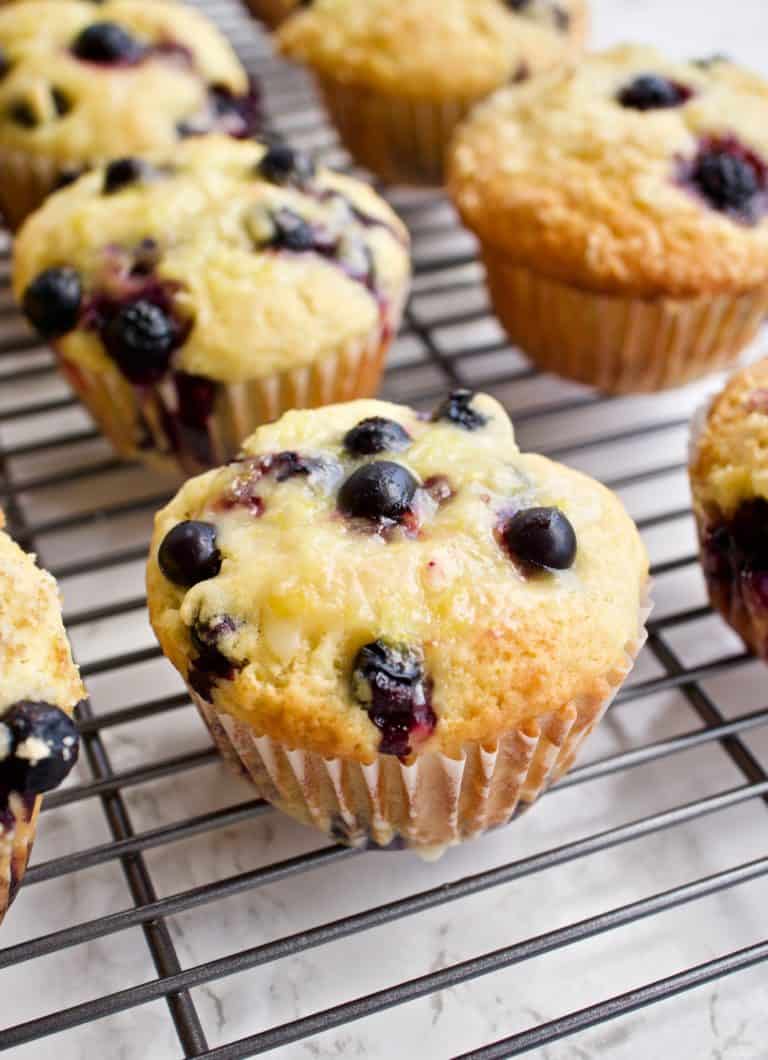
[217,451,329,515]
[1,701,80,797]
[703,498,768,646]
[188,616,242,701]
[352,640,436,757]
[680,135,768,223]
[432,390,488,431]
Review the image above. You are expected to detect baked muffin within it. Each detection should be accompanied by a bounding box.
[690,359,768,659]
[449,46,768,394]
[0,513,83,923]
[147,392,649,855]
[278,0,587,186]
[0,0,260,228]
[241,0,298,30]
[13,136,410,476]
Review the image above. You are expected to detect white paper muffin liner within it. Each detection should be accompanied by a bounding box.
[190,591,652,859]
[481,251,768,395]
[316,75,481,186]
[54,315,398,477]
[0,793,40,923]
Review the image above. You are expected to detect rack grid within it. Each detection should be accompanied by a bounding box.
[1,3,768,1058]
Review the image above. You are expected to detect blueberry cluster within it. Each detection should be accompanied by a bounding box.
[351,640,435,758]
[1,700,80,797]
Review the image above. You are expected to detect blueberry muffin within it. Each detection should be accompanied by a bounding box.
[147,392,649,855]
[690,359,768,659]
[449,46,768,394]
[13,136,410,476]
[0,513,83,922]
[278,0,587,185]
[0,0,260,228]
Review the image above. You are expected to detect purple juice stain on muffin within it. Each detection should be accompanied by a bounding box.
[188,615,242,701]
[216,451,333,514]
[679,135,768,223]
[352,640,436,757]
[702,499,768,645]
[177,79,262,140]
[617,74,693,111]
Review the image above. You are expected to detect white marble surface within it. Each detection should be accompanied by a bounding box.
[2,1,768,1057]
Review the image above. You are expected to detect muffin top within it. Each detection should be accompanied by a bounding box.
[147,393,648,763]
[278,0,587,98]
[0,513,83,807]
[449,46,768,296]
[13,136,410,384]
[0,0,255,164]
[691,359,768,519]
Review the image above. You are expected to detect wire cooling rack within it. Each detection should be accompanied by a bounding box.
[2,3,768,1058]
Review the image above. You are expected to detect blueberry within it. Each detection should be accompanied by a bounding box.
[71,22,144,64]
[2,701,79,795]
[338,461,418,523]
[618,74,692,111]
[264,451,318,481]
[22,267,82,338]
[431,389,487,431]
[352,640,435,757]
[502,506,577,570]
[343,417,412,457]
[188,616,239,700]
[158,521,221,587]
[256,144,315,187]
[103,157,145,194]
[102,299,177,383]
[8,99,37,128]
[208,82,262,139]
[691,143,762,215]
[269,208,316,252]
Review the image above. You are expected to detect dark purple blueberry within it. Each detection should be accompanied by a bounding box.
[102,299,177,383]
[431,389,487,431]
[158,520,221,587]
[343,417,412,457]
[727,497,768,568]
[338,461,418,524]
[51,87,72,117]
[269,208,316,252]
[7,99,37,128]
[683,136,767,221]
[256,144,315,187]
[618,74,692,111]
[502,506,577,570]
[188,616,240,700]
[22,267,82,338]
[352,640,435,757]
[2,701,79,795]
[71,22,144,64]
[103,157,145,194]
[264,451,318,481]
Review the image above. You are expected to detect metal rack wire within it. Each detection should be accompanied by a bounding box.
[1,3,768,1057]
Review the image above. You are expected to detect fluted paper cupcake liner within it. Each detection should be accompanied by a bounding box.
[689,391,768,658]
[242,0,295,28]
[0,793,40,923]
[482,251,768,395]
[55,319,395,477]
[316,75,480,186]
[0,148,67,231]
[191,592,651,858]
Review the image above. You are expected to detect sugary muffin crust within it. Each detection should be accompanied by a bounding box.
[147,393,648,763]
[278,0,587,99]
[449,45,768,296]
[0,512,83,920]
[13,136,410,465]
[0,0,256,164]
